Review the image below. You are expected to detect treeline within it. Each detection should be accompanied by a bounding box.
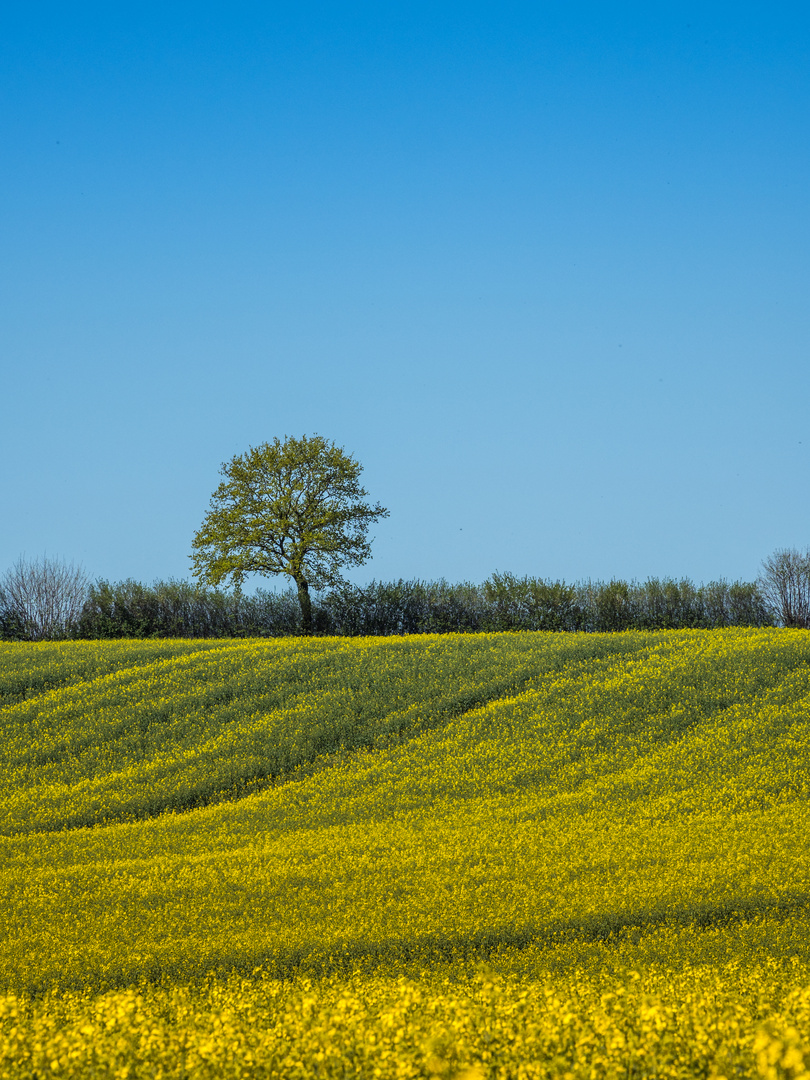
[0,572,772,641]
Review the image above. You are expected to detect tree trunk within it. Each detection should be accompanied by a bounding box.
[295,577,313,634]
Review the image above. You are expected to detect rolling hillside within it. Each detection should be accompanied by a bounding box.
[1,629,810,1078]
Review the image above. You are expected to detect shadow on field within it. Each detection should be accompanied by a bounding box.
[15,661,600,837]
[249,893,810,981]
[58,892,810,995]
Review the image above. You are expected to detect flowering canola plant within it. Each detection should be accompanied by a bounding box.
[1,628,809,1078]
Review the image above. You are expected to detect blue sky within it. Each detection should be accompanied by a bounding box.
[2,3,808,590]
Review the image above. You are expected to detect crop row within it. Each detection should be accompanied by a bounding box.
[2,629,810,1077]
[2,953,810,1078]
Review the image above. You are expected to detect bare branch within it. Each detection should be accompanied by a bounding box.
[758,548,810,628]
[0,554,90,640]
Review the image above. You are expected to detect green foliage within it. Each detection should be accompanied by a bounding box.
[78,579,302,639]
[483,571,581,631]
[0,571,775,641]
[190,435,388,632]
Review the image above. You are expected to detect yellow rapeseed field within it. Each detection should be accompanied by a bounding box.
[1,628,809,1078]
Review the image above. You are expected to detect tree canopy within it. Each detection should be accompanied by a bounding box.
[190,435,389,632]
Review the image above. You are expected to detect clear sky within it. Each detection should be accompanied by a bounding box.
[2,3,808,591]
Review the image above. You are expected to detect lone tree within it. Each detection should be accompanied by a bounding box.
[191,435,389,633]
